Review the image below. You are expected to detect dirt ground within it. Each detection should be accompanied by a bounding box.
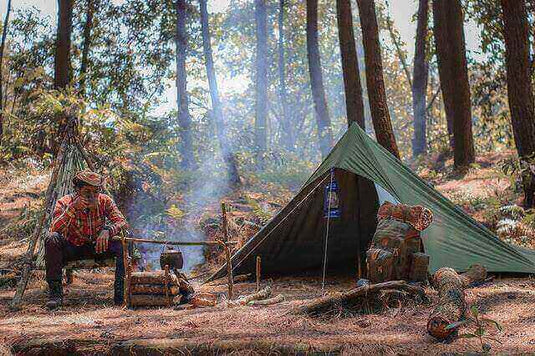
[1,159,535,355]
[0,271,535,355]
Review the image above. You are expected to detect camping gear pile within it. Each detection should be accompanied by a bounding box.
[366,202,433,283]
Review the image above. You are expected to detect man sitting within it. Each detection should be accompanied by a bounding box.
[45,170,127,310]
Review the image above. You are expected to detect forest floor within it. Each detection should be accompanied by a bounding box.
[1,152,535,355]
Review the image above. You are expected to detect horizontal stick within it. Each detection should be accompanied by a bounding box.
[112,236,237,246]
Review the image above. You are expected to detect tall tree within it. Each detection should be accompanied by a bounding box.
[278,0,293,150]
[0,0,12,145]
[433,0,475,168]
[411,0,429,157]
[336,0,365,128]
[356,0,400,159]
[79,0,98,97]
[254,0,268,159]
[175,0,196,169]
[501,0,535,208]
[199,0,241,187]
[306,0,333,157]
[54,0,73,89]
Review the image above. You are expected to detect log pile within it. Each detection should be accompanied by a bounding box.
[427,264,487,340]
[128,269,181,308]
[295,280,428,316]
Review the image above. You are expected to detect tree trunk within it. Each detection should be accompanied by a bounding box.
[0,0,12,145]
[199,0,241,187]
[427,265,487,340]
[254,0,268,160]
[175,0,196,169]
[278,0,293,150]
[432,0,475,168]
[411,0,429,157]
[79,0,97,97]
[356,0,400,159]
[501,0,535,208]
[336,0,365,128]
[54,0,73,89]
[306,0,333,157]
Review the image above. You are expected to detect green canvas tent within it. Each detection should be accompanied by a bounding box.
[209,123,535,281]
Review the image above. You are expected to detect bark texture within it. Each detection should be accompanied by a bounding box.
[427,265,487,340]
[255,0,268,157]
[306,0,333,157]
[0,0,12,145]
[54,0,73,89]
[199,0,241,187]
[129,294,179,307]
[356,0,400,159]
[175,0,196,169]
[433,0,475,168]
[278,0,293,150]
[130,271,179,285]
[131,284,180,295]
[411,0,429,157]
[336,0,365,128]
[501,0,535,208]
[79,0,97,97]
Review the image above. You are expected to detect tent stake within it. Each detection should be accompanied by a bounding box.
[256,256,261,291]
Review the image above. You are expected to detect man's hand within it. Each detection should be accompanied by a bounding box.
[72,196,90,211]
[96,229,110,253]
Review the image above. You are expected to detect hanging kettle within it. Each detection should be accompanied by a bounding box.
[160,245,184,270]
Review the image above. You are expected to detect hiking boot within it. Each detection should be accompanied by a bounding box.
[46,280,63,310]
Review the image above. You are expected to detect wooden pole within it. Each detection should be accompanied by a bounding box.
[218,240,233,300]
[126,254,132,308]
[111,236,237,246]
[164,264,170,307]
[10,133,70,310]
[221,202,229,242]
[121,233,129,308]
[256,256,261,291]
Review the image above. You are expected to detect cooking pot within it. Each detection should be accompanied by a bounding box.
[160,246,184,270]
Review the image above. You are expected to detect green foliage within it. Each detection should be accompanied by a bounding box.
[446,305,503,354]
[0,202,41,241]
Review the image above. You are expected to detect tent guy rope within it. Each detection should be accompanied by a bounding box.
[321,168,335,294]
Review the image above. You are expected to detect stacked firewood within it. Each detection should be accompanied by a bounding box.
[128,269,182,307]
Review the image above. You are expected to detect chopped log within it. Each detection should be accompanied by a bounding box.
[130,271,178,285]
[459,264,487,287]
[131,284,180,295]
[238,285,271,305]
[227,286,272,307]
[295,280,427,316]
[427,264,487,340]
[248,294,285,306]
[129,294,180,307]
[191,296,217,308]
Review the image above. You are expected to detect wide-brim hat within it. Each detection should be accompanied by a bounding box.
[73,170,105,187]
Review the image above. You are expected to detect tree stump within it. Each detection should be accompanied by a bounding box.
[427,264,487,340]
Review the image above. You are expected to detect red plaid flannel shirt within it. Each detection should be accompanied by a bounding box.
[50,193,127,246]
